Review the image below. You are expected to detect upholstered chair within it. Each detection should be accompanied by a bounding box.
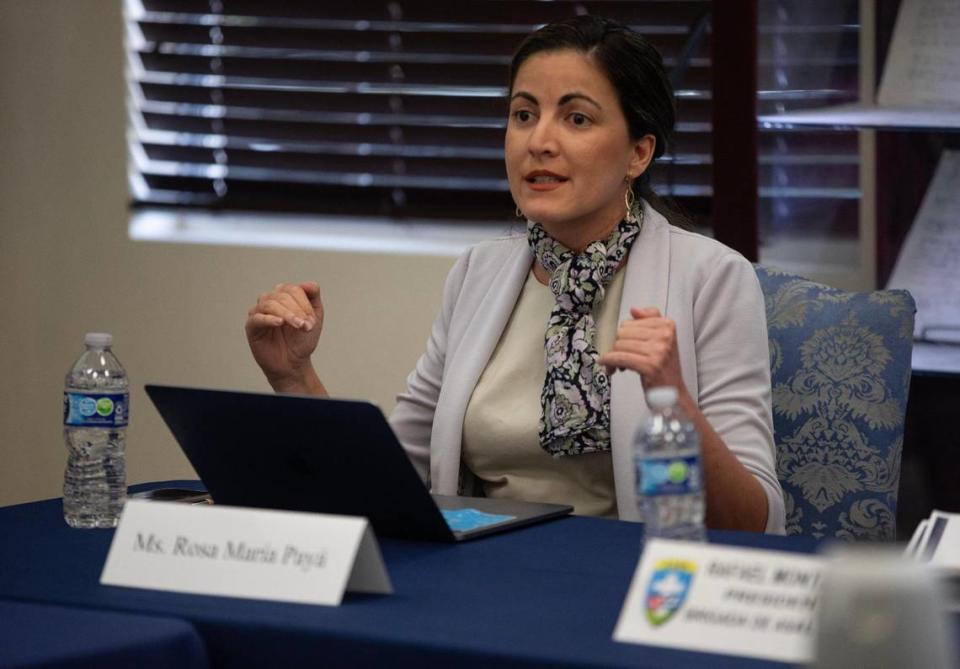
[754,266,915,540]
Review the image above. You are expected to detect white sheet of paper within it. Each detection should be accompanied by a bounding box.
[914,515,940,561]
[906,519,930,558]
[613,539,823,664]
[878,0,960,109]
[923,510,960,571]
[101,499,392,606]
[886,150,960,341]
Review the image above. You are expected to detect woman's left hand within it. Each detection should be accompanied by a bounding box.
[598,307,687,393]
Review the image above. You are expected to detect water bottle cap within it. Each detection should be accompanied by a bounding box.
[84,332,113,348]
[646,386,678,409]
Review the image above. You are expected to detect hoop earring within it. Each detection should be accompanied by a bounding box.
[624,186,640,225]
[515,206,524,219]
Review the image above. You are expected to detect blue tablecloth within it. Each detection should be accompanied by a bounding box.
[0,482,821,669]
[0,600,208,669]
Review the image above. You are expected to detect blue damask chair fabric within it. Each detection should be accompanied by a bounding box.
[754,266,915,541]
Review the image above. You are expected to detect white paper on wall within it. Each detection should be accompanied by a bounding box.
[878,0,960,109]
[887,150,960,342]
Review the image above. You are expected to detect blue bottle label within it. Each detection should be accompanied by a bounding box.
[639,455,702,496]
[63,392,129,427]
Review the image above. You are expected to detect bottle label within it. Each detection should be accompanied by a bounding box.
[639,455,702,496]
[64,392,129,427]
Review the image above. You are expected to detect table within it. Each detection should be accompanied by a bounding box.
[913,341,960,378]
[0,482,821,669]
[0,600,207,669]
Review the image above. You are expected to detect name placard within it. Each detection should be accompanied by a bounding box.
[614,539,822,664]
[101,500,392,606]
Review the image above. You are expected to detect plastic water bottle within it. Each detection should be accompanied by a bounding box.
[62,332,128,528]
[635,386,706,542]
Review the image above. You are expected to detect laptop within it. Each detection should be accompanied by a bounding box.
[144,385,572,542]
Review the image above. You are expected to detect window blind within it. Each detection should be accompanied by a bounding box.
[126,1,860,232]
[125,0,712,223]
[757,0,861,240]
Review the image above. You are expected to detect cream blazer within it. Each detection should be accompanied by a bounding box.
[389,201,786,534]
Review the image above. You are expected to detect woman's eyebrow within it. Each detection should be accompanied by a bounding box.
[558,92,602,109]
[509,91,602,109]
[509,91,538,105]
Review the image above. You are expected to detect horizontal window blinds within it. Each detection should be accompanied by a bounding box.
[757,0,861,238]
[126,0,712,222]
[126,1,859,228]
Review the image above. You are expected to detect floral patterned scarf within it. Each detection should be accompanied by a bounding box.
[527,216,642,456]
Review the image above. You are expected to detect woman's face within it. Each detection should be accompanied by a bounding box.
[505,49,653,246]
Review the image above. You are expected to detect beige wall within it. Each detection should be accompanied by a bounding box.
[0,2,455,506]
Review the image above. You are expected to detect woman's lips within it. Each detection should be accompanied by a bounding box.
[524,175,569,192]
[526,180,566,192]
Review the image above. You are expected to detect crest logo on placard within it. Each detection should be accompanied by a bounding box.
[645,559,696,626]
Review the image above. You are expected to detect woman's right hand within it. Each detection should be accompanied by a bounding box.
[245,281,326,394]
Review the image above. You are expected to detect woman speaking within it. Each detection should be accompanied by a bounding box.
[244,15,786,534]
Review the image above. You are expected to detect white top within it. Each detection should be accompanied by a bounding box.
[85,332,113,347]
[461,268,627,518]
[646,387,678,410]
